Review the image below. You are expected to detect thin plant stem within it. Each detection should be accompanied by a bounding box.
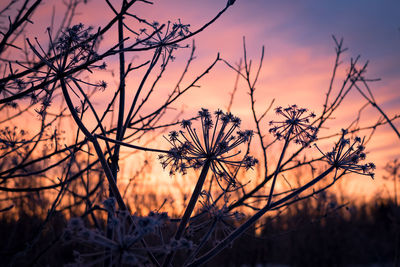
[95,134,169,153]
[354,81,400,140]
[60,75,160,266]
[105,5,127,265]
[266,127,292,207]
[162,159,211,267]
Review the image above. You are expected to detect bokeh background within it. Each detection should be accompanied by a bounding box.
[10,0,399,197]
[1,0,400,265]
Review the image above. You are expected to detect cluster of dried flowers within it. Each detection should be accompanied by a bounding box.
[159,108,257,189]
[0,1,382,265]
[63,106,375,265]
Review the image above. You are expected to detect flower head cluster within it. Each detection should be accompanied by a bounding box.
[315,130,375,178]
[137,19,191,66]
[269,105,317,146]
[62,199,177,266]
[54,23,106,70]
[0,126,27,149]
[6,78,28,93]
[56,23,93,52]
[199,191,244,223]
[22,24,108,120]
[159,108,257,188]
[28,24,105,77]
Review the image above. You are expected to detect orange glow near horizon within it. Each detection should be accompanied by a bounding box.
[1,0,399,209]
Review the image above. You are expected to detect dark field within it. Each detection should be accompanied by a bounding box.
[1,194,398,266]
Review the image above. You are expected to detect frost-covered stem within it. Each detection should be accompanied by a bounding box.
[163,159,211,267]
[188,166,335,266]
[266,127,292,207]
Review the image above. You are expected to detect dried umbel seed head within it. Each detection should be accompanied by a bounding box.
[269,105,317,146]
[315,129,375,178]
[159,108,257,189]
[136,19,191,66]
[130,211,169,237]
[0,126,27,149]
[62,211,169,266]
[166,238,193,252]
[56,23,94,52]
[199,192,244,222]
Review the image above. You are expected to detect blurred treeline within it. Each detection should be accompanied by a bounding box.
[1,184,398,266]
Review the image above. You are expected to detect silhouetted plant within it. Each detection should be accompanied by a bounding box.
[0,0,398,266]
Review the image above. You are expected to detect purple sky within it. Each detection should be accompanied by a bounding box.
[2,0,399,198]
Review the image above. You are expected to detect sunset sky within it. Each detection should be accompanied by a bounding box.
[4,4,400,266]
[2,0,400,198]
